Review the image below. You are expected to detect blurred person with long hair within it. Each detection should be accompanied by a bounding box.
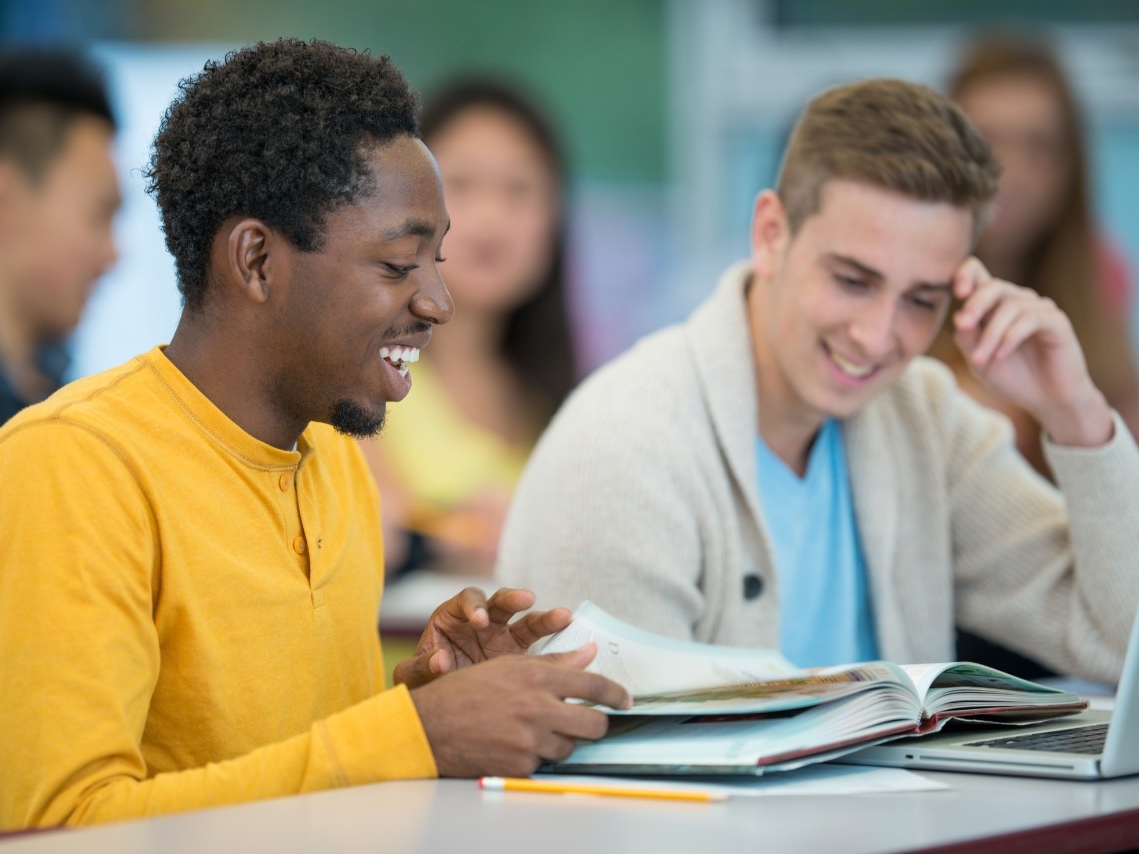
[938,33,1139,679]
[932,32,1139,478]
[362,78,575,578]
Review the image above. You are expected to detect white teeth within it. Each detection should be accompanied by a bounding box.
[830,349,874,378]
[379,344,421,374]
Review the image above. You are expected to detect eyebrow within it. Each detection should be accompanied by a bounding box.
[381,219,445,242]
[827,253,953,292]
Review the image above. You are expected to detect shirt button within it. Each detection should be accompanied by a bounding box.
[743,574,764,600]
[292,536,307,555]
[278,473,290,491]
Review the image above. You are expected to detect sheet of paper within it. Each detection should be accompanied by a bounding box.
[534,764,948,797]
[532,600,797,695]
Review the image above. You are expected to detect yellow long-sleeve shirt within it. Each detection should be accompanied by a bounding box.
[0,347,437,829]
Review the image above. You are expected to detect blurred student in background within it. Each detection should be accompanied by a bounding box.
[0,47,120,424]
[362,79,575,578]
[932,33,1139,478]
[937,33,1139,680]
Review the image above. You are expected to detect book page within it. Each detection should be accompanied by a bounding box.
[899,662,1085,718]
[531,601,797,696]
[626,662,913,715]
[897,662,959,698]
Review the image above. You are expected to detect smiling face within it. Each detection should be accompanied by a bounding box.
[270,134,453,438]
[748,179,973,444]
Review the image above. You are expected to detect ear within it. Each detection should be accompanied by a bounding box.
[750,189,790,280]
[224,218,279,305]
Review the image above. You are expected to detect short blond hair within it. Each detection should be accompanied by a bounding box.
[777,78,1000,240]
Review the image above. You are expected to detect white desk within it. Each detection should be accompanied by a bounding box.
[4,771,1139,854]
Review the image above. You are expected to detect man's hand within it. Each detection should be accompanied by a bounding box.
[952,257,1114,448]
[393,586,572,689]
[410,644,632,777]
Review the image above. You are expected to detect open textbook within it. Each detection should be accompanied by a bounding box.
[531,602,1088,775]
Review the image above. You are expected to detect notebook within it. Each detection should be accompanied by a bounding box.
[841,606,1139,780]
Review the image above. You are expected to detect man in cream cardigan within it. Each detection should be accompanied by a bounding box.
[497,78,1139,686]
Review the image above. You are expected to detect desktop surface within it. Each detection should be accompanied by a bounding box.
[4,771,1139,854]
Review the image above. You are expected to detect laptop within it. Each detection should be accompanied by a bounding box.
[841,605,1139,780]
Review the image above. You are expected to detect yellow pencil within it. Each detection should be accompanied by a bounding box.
[478,776,728,803]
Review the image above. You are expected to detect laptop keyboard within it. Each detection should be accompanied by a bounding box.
[966,722,1109,755]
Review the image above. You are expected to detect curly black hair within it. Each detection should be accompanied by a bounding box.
[145,38,419,311]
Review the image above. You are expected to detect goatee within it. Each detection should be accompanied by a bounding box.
[329,399,385,438]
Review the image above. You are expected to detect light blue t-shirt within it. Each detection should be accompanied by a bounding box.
[756,419,879,668]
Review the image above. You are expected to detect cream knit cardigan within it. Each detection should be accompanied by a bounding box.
[497,261,1139,684]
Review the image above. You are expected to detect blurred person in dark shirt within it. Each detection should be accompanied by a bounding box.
[0,46,120,424]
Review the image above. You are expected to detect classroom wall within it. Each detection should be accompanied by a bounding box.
[11,0,674,377]
[6,0,1139,376]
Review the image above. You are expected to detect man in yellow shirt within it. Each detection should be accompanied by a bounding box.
[0,39,628,829]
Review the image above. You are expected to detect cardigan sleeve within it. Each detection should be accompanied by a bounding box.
[944,375,1139,684]
[0,422,435,830]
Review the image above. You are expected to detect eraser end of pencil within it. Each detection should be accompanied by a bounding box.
[479,776,504,791]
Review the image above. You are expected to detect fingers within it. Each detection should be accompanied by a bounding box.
[540,642,598,670]
[952,268,1007,337]
[952,256,989,301]
[956,290,1031,366]
[428,586,562,651]
[975,303,1052,366]
[566,669,633,711]
[541,704,612,747]
[393,648,453,689]
[435,586,539,630]
[436,586,490,628]
[539,645,633,711]
[409,651,628,778]
[953,274,1064,367]
[506,606,572,649]
[483,587,537,625]
[535,732,582,762]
